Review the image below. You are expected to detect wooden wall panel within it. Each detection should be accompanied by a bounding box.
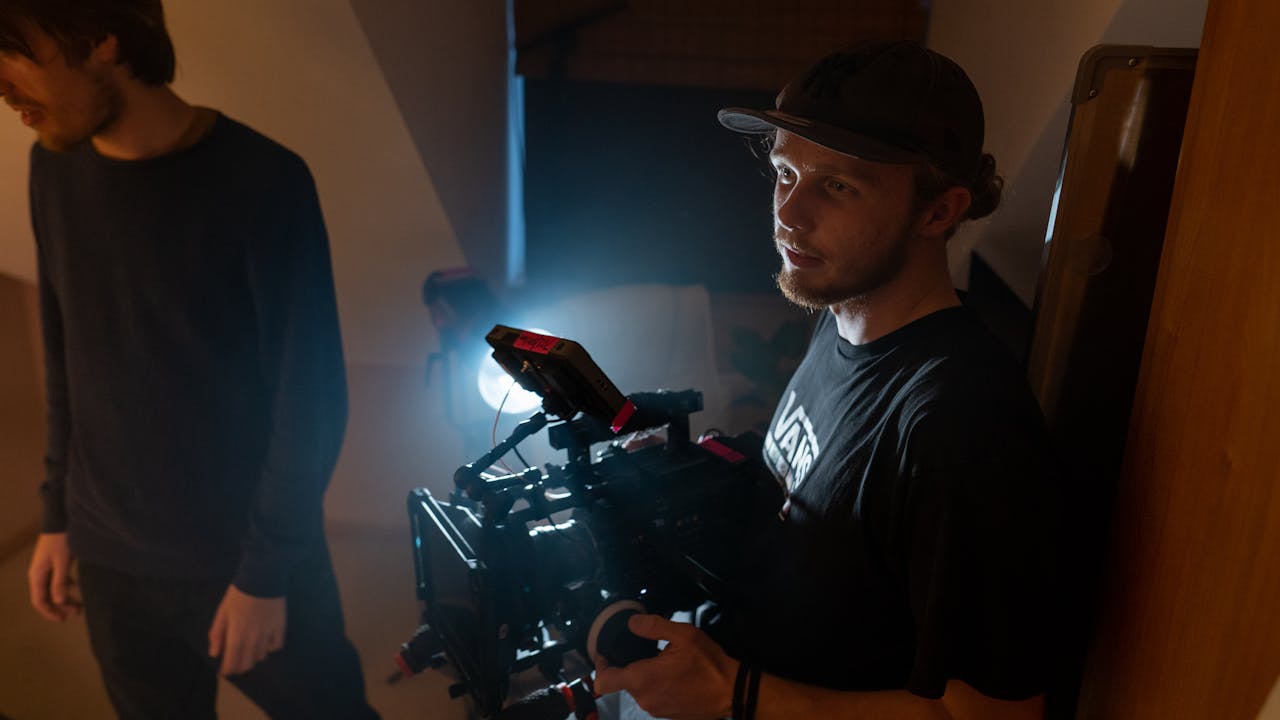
[1076,0,1280,717]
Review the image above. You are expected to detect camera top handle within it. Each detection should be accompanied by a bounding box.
[453,411,549,502]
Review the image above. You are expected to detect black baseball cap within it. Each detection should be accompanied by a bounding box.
[718,40,986,184]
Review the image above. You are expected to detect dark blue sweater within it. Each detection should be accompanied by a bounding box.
[31,113,347,598]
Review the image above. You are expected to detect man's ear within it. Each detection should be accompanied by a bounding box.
[919,185,972,240]
[87,34,119,67]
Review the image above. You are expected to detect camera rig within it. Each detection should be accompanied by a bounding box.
[402,325,782,719]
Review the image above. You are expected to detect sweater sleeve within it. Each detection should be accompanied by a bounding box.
[30,147,71,534]
[235,158,348,597]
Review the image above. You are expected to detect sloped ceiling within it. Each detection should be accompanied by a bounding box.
[348,0,509,288]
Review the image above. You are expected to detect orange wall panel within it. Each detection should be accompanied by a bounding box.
[1077,0,1280,716]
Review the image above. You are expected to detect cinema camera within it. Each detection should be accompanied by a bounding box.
[399,325,783,719]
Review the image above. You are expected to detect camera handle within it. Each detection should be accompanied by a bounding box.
[454,411,549,500]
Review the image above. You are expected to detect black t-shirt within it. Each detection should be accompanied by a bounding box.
[729,307,1063,700]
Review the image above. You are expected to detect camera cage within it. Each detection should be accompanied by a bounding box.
[405,325,781,719]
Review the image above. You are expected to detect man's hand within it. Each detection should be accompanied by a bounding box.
[593,614,737,720]
[27,532,82,621]
[207,584,287,676]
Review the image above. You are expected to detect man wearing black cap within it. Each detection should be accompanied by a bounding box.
[594,40,1063,720]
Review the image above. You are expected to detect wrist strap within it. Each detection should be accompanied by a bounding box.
[744,665,762,720]
[732,662,761,720]
[732,661,749,720]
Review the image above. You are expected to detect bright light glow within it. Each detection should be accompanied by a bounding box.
[477,356,541,414]
[476,328,553,414]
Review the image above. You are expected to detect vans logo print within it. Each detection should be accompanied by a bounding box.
[764,391,821,493]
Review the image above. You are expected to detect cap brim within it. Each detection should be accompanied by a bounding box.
[717,107,927,165]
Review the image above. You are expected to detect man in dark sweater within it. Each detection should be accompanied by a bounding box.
[3,1,377,717]
[593,42,1064,720]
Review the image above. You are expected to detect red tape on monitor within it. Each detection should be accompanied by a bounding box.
[513,331,559,355]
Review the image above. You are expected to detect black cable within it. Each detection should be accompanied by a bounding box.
[512,446,531,469]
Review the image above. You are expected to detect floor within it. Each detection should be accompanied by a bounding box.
[0,526,475,720]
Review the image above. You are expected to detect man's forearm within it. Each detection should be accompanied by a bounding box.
[593,615,1045,720]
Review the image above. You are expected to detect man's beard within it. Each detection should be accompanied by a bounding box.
[774,223,914,311]
[37,73,124,152]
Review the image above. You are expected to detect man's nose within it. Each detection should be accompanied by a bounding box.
[774,183,807,231]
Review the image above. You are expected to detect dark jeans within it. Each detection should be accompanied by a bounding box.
[78,542,378,720]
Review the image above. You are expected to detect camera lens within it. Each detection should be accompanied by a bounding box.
[528,519,597,591]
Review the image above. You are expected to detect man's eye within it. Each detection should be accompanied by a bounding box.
[828,179,848,192]
[775,166,794,181]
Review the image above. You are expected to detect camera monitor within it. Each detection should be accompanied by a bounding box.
[485,325,632,427]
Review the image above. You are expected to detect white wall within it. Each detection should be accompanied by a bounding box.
[929,0,1210,305]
